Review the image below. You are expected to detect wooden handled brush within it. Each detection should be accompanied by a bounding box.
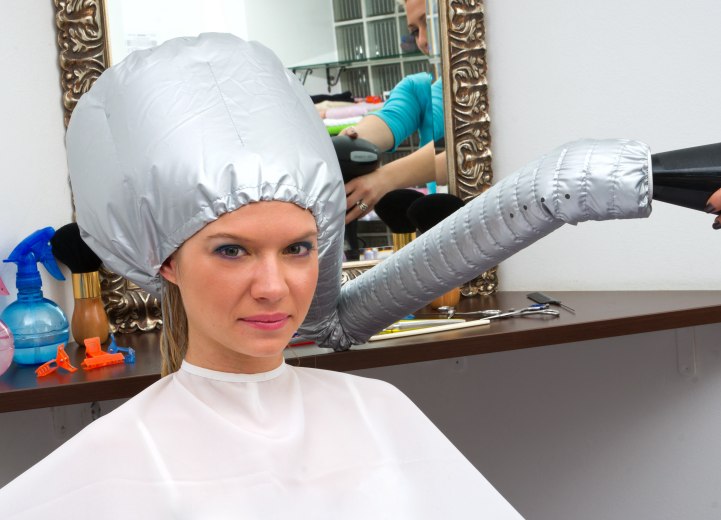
[374,189,425,251]
[50,223,110,345]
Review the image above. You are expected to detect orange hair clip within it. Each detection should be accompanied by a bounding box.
[35,344,78,377]
[81,337,125,370]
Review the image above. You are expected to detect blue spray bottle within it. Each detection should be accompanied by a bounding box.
[1,227,69,365]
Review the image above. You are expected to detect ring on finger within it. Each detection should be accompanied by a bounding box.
[356,200,369,212]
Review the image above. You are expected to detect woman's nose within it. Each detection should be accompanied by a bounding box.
[417,27,429,55]
[250,258,290,301]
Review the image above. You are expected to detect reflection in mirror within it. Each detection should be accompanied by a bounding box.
[105,0,337,96]
[53,0,493,332]
[427,0,442,77]
[322,0,435,262]
[332,0,443,263]
[427,0,446,176]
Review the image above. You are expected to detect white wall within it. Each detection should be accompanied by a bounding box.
[106,0,336,66]
[0,1,74,316]
[2,3,721,520]
[245,0,337,96]
[484,0,721,290]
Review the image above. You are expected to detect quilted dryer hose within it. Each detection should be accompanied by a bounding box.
[300,138,652,350]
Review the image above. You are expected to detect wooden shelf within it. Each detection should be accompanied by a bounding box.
[2,291,720,413]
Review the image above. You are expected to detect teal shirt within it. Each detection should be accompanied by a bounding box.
[373,73,444,152]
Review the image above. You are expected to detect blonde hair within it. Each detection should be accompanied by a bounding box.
[159,278,189,376]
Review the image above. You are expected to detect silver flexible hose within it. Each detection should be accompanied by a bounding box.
[301,138,651,350]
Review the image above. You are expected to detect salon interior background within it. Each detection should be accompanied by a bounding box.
[2,1,721,519]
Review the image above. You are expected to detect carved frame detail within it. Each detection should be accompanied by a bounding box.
[440,0,498,296]
[54,0,110,127]
[52,0,496,332]
[54,0,161,333]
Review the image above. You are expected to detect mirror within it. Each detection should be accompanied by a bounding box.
[52,0,493,332]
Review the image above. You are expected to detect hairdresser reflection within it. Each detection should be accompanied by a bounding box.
[342,0,446,224]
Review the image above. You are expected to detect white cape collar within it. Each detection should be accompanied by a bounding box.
[180,359,287,383]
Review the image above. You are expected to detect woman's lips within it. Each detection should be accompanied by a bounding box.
[240,314,290,331]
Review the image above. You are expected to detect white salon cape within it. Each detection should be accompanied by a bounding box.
[0,362,523,519]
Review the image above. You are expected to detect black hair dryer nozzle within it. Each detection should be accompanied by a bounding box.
[652,142,721,212]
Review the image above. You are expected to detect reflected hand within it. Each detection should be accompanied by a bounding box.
[338,126,358,139]
[345,169,392,224]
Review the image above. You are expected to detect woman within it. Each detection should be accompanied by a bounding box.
[0,33,523,518]
[342,0,446,223]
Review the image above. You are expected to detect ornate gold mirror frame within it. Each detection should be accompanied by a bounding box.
[53,0,494,333]
[439,0,496,297]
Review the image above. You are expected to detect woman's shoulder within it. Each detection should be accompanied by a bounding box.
[41,374,175,448]
[394,71,432,90]
[0,375,178,514]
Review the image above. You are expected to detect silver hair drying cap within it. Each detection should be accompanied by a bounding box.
[66,34,346,301]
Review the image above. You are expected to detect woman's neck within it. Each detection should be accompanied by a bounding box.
[184,348,285,374]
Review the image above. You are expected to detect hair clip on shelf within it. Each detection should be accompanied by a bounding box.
[106,334,135,363]
[35,344,77,377]
[81,336,125,370]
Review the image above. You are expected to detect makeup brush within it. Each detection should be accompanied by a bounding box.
[50,223,110,345]
[407,194,466,309]
[373,189,424,251]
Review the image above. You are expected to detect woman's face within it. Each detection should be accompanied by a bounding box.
[406,0,429,56]
[160,201,319,373]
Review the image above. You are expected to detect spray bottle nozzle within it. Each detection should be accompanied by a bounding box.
[4,227,65,291]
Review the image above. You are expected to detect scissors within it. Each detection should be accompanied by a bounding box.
[437,303,560,320]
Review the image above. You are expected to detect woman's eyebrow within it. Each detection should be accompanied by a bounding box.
[206,230,318,242]
[286,231,319,242]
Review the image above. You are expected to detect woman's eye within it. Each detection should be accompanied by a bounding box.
[285,242,314,257]
[215,245,246,258]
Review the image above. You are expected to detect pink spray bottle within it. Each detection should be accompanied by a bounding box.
[0,275,14,376]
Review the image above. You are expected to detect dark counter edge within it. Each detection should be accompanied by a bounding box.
[2,301,720,413]
[291,304,721,372]
[0,374,160,414]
